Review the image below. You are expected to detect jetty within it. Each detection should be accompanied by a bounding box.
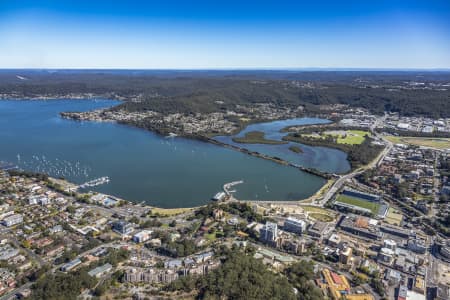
[223,180,244,196]
[78,176,110,189]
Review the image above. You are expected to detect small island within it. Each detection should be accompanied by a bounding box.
[232,131,288,145]
[288,145,303,153]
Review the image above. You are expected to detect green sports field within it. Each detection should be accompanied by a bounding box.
[325,130,370,145]
[335,194,380,215]
[304,130,370,145]
[385,136,450,150]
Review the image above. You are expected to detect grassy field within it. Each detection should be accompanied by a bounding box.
[385,136,450,149]
[301,205,337,218]
[309,213,334,222]
[150,207,194,217]
[205,232,217,241]
[232,131,288,145]
[335,194,380,215]
[301,205,331,214]
[301,205,336,222]
[301,130,369,145]
[325,130,369,145]
[385,207,403,226]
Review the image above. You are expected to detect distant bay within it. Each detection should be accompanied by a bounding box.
[0,99,343,208]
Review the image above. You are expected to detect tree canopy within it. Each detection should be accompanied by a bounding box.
[166,249,324,300]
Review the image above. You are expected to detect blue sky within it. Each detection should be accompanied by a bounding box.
[0,1,449,69]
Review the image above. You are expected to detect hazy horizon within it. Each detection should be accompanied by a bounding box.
[1,1,450,69]
[1,68,450,72]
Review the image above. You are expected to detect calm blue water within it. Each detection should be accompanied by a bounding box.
[215,118,351,174]
[0,99,330,207]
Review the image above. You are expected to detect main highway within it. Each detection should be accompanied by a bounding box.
[312,117,393,207]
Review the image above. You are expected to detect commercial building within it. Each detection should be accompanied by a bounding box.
[384,239,397,251]
[394,256,406,271]
[397,285,408,300]
[194,251,214,264]
[124,268,179,284]
[321,268,351,299]
[380,224,413,239]
[328,233,341,247]
[397,284,425,300]
[60,258,82,272]
[282,239,307,255]
[112,221,134,235]
[260,222,278,244]
[338,215,383,240]
[283,217,306,235]
[407,239,426,254]
[307,221,329,241]
[339,247,352,265]
[405,290,425,300]
[0,244,19,260]
[132,230,152,243]
[438,240,450,260]
[413,276,425,294]
[378,248,395,264]
[88,263,112,278]
[346,295,374,300]
[436,284,450,300]
[255,248,295,265]
[385,269,402,285]
[1,214,23,227]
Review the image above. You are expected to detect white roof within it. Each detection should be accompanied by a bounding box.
[368,219,378,226]
[285,217,305,225]
[133,230,152,237]
[406,290,425,300]
[380,248,395,256]
[384,239,397,245]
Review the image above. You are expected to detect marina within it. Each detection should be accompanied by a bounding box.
[0,161,17,171]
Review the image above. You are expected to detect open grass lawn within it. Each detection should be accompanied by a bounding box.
[302,130,369,145]
[326,130,369,145]
[301,205,332,214]
[232,131,288,145]
[385,207,403,226]
[385,136,450,150]
[205,232,217,241]
[309,213,334,222]
[301,205,337,219]
[336,194,380,215]
[150,207,194,217]
[415,194,434,202]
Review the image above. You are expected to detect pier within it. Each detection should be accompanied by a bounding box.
[77,176,110,189]
[223,180,244,196]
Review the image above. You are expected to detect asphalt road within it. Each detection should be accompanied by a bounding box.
[317,134,393,207]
